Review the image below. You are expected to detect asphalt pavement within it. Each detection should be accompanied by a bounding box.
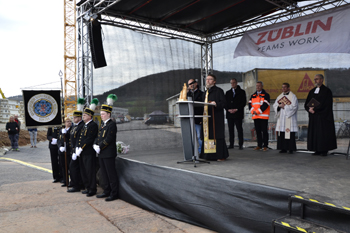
[0,142,215,233]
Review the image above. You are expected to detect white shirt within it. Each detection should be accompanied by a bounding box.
[85,119,92,126]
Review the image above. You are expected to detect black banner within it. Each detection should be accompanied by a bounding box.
[22,90,62,128]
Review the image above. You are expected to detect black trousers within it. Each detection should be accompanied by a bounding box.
[254,119,269,148]
[277,132,297,151]
[99,157,119,198]
[80,153,97,193]
[227,118,244,147]
[49,146,61,180]
[59,151,71,184]
[69,156,82,189]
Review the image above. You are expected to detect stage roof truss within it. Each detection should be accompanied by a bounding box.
[77,0,350,44]
[211,0,350,42]
[75,0,350,95]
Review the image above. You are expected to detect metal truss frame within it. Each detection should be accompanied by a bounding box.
[201,39,213,90]
[76,0,349,97]
[64,0,77,117]
[77,3,94,106]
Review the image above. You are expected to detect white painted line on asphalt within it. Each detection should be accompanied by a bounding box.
[0,157,52,174]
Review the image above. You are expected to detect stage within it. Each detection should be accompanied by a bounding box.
[116,146,350,233]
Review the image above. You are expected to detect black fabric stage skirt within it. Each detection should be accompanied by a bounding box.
[277,132,297,151]
[200,138,229,161]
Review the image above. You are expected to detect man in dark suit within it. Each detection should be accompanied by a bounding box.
[58,117,73,187]
[94,101,118,201]
[67,110,85,193]
[76,107,98,197]
[225,78,246,149]
[47,127,62,183]
[187,79,203,154]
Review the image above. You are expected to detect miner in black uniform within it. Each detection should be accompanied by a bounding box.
[75,100,99,197]
[47,126,62,183]
[58,117,73,187]
[94,94,119,201]
[67,109,85,193]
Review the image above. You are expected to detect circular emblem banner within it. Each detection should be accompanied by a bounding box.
[28,94,58,123]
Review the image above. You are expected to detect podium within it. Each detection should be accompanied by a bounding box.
[176,99,215,167]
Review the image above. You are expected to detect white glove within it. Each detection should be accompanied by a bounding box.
[59,147,65,152]
[76,147,83,156]
[93,145,100,154]
[51,138,57,145]
[61,128,67,134]
[72,153,77,160]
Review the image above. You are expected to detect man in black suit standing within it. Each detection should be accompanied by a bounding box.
[187,79,203,154]
[94,94,118,201]
[225,78,246,150]
[67,109,85,193]
[76,101,99,197]
[47,127,62,183]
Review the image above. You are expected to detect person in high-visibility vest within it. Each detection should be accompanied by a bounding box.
[248,81,270,151]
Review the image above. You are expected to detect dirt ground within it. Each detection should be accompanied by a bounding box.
[0,129,47,147]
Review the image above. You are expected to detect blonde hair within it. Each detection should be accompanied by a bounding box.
[64,117,72,122]
[8,115,14,122]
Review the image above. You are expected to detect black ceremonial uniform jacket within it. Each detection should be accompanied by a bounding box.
[77,120,98,156]
[57,127,72,156]
[69,121,84,154]
[96,119,117,159]
[47,127,60,149]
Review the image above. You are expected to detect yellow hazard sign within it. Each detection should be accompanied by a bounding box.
[257,69,326,99]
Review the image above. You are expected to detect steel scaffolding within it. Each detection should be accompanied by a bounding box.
[75,0,350,97]
[77,3,94,105]
[63,0,77,117]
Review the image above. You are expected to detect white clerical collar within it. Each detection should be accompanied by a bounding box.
[85,119,92,125]
[314,87,320,94]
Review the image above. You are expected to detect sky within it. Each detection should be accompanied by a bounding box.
[0,0,63,97]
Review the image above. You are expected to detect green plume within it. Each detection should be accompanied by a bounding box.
[91,98,99,105]
[77,98,85,105]
[77,98,85,111]
[107,94,117,105]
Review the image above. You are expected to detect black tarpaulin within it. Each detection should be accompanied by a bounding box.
[116,157,350,232]
[116,157,297,232]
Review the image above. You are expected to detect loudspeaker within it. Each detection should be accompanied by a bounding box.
[88,20,107,69]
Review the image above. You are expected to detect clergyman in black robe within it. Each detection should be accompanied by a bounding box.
[304,74,337,156]
[200,74,229,161]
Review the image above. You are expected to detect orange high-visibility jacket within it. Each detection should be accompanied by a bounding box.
[248,90,270,120]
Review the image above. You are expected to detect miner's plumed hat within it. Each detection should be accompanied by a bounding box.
[101,94,117,113]
[73,98,85,117]
[83,98,99,116]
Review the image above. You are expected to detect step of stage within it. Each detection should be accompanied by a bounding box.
[272,216,345,233]
[289,193,350,217]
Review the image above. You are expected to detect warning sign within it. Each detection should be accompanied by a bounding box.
[297,73,315,92]
[255,69,325,99]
